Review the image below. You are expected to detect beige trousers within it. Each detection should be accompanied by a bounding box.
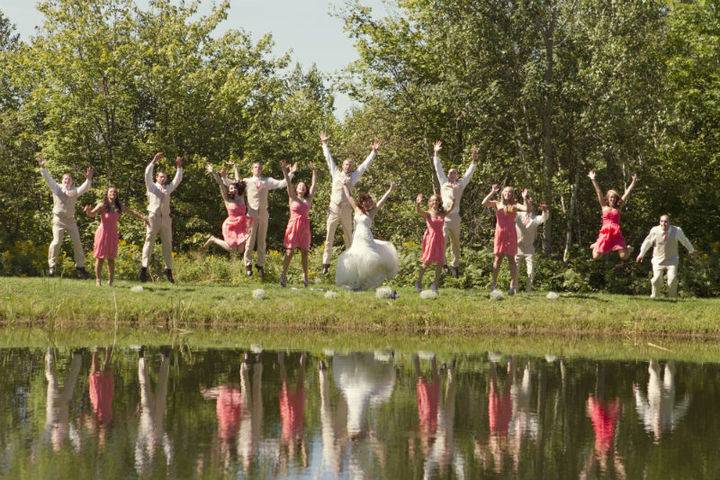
[244,209,269,267]
[142,213,173,269]
[49,214,85,268]
[651,264,678,298]
[323,204,353,264]
[515,253,535,290]
[443,213,461,268]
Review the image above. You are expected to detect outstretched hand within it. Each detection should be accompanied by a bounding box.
[587,170,596,181]
[433,140,442,153]
[630,173,638,184]
[279,160,288,172]
[152,152,164,164]
[370,138,381,151]
[36,155,46,167]
[319,131,329,144]
[205,163,214,174]
[471,145,478,162]
[388,181,396,191]
[635,254,643,264]
[416,193,424,204]
[521,188,529,199]
[491,183,500,194]
[288,162,298,175]
[85,166,94,178]
[176,155,184,168]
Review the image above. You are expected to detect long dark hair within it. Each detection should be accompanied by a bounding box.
[232,180,247,197]
[357,193,373,214]
[103,187,122,213]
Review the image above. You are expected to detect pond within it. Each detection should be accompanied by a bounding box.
[0,346,716,479]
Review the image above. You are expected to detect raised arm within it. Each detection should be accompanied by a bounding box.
[309,166,318,198]
[621,174,637,204]
[165,156,184,194]
[74,166,94,197]
[482,184,500,208]
[415,193,428,218]
[320,132,338,177]
[535,204,550,225]
[353,138,380,182]
[588,170,606,207]
[266,163,297,190]
[432,140,448,185]
[207,164,230,201]
[342,183,359,212]
[375,182,395,211]
[460,145,478,188]
[280,160,296,201]
[83,202,105,218]
[37,156,63,195]
[145,152,163,196]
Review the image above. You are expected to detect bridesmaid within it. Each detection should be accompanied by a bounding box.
[482,184,527,294]
[588,170,637,260]
[279,160,317,287]
[203,164,253,253]
[415,193,455,292]
[84,187,147,286]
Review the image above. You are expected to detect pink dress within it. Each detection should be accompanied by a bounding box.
[489,380,512,436]
[420,214,446,265]
[216,386,243,441]
[280,383,305,442]
[222,202,252,249]
[89,370,114,425]
[93,210,120,259]
[588,396,619,456]
[591,208,626,254]
[283,200,311,251]
[494,207,518,256]
[417,377,440,436]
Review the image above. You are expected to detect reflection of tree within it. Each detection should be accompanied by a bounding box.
[633,360,690,443]
[413,354,465,480]
[43,348,82,453]
[134,349,172,476]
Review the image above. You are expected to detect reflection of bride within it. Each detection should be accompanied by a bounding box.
[335,182,400,290]
[332,352,397,438]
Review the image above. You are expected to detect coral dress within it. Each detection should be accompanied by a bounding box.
[494,207,518,256]
[417,377,440,436]
[489,380,513,436]
[591,208,626,254]
[421,214,446,265]
[284,200,311,251]
[280,382,305,442]
[222,202,252,249]
[89,370,114,425]
[588,396,619,456]
[93,210,120,259]
[216,386,243,441]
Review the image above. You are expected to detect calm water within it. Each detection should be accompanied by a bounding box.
[0,346,717,479]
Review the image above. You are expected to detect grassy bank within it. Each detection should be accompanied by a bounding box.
[1,276,720,339]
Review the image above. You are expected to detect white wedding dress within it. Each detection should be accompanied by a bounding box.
[335,212,400,290]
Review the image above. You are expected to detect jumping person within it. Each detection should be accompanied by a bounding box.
[38,155,94,278]
[203,164,252,253]
[320,131,380,275]
[279,161,317,288]
[432,140,477,277]
[83,187,148,286]
[415,193,455,292]
[515,189,549,292]
[238,160,297,280]
[636,214,695,299]
[335,182,399,290]
[482,184,528,295]
[139,152,184,283]
[588,170,637,260]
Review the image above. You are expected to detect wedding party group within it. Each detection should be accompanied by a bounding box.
[38,134,695,298]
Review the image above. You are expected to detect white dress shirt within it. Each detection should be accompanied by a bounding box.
[145,161,183,215]
[41,168,92,217]
[323,144,376,210]
[515,210,549,255]
[433,155,476,215]
[638,225,694,266]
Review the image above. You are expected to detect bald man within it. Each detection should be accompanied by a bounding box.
[432,141,477,277]
[38,156,94,278]
[636,215,695,298]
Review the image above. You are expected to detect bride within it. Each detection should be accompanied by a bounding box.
[335,181,400,290]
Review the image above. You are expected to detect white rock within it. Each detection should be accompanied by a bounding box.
[252,288,266,300]
[324,290,338,299]
[545,355,558,363]
[323,349,335,357]
[374,350,394,362]
[130,285,144,293]
[375,286,393,299]
[489,289,505,301]
[488,352,503,363]
[250,344,263,354]
[418,351,436,361]
[420,289,438,300]
[546,291,560,300]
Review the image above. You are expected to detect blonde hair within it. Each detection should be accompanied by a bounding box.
[428,194,445,215]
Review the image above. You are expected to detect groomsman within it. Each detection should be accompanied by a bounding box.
[432,141,477,277]
[320,132,380,274]
[515,189,549,291]
[636,214,696,298]
[239,161,297,279]
[140,152,183,283]
[38,156,94,278]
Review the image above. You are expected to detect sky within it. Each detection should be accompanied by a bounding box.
[0,0,390,116]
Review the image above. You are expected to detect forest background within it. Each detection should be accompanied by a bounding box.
[1,0,719,295]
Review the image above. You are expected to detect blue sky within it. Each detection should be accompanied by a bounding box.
[0,0,389,116]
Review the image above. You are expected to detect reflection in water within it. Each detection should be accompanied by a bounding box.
[134,348,172,476]
[634,360,690,442]
[43,348,82,452]
[6,347,712,479]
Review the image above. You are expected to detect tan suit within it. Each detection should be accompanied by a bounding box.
[433,155,476,268]
[638,225,694,298]
[515,210,549,289]
[142,161,182,268]
[242,175,289,267]
[322,144,376,264]
[41,168,91,268]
